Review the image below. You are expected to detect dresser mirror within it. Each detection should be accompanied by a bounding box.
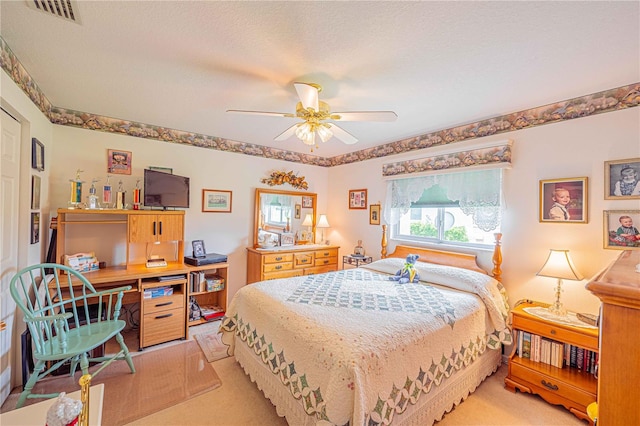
[254,188,317,248]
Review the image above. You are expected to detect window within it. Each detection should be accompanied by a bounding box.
[385,169,503,248]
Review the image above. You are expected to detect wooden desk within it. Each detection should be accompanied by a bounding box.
[0,384,104,425]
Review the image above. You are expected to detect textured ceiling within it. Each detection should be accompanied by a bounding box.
[1,1,638,158]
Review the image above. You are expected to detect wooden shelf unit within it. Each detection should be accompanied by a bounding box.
[186,262,229,327]
[505,301,598,423]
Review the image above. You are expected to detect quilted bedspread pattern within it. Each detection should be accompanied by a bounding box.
[220,259,511,425]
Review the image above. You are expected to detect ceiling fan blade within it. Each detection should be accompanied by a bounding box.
[331,111,398,122]
[227,109,294,118]
[327,123,358,145]
[274,123,299,141]
[294,82,319,111]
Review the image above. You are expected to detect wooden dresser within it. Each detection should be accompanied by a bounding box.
[586,250,640,425]
[246,245,339,284]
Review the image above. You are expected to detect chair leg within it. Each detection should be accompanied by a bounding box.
[69,354,80,376]
[116,332,136,373]
[16,360,45,408]
[79,352,89,375]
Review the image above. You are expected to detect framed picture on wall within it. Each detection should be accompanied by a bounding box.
[31,175,41,210]
[202,189,232,213]
[301,196,313,208]
[369,204,381,225]
[603,210,640,250]
[294,204,301,219]
[30,212,40,244]
[349,189,367,210]
[604,158,640,200]
[107,149,132,175]
[539,177,588,223]
[31,138,44,171]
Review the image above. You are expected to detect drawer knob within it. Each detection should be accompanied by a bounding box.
[155,301,173,307]
[541,379,559,391]
[155,313,173,319]
[275,265,282,270]
[550,329,556,335]
[275,256,283,261]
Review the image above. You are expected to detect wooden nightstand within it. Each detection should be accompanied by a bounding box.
[505,301,598,424]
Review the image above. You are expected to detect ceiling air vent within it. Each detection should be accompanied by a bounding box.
[26,0,81,24]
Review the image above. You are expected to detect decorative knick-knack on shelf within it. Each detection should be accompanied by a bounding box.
[69,169,85,209]
[354,240,365,256]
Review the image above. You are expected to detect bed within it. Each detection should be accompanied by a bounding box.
[221,238,511,425]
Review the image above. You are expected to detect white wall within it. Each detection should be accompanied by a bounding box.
[328,107,640,315]
[49,125,330,301]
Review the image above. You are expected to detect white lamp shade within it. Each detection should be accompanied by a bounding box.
[316,214,330,228]
[536,249,584,281]
[301,213,313,227]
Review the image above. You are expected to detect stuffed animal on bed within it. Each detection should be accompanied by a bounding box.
[389,254,420,284]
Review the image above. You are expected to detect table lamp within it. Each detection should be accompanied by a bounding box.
[536,249,584,316]
[316,214,330,245]
[302,213,313,242]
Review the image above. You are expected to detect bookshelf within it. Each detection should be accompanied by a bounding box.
[187,262,229,326]
[505,301,598,424]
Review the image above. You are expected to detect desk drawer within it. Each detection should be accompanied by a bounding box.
[263,253,294,264]
[143,293,185,314]
[264,262,293,273]
[142,307,184,347]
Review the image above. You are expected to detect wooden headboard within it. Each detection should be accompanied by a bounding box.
[380,225,503,281]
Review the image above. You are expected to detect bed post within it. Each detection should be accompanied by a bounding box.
[492,233,503,282]
[381,224,388,259]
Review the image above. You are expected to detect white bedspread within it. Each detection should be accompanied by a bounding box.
[221,259,511,425]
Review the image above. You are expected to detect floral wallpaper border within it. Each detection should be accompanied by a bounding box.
[382,142,512,177]
[2,36,638,168]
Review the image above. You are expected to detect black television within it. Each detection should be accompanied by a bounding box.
[143,169,190,209]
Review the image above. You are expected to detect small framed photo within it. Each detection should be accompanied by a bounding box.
[31,138,44,171]
[149,166,173,174]
[107,149,132,175]
[604,158,640,200]
[539,177,588,223]
[294,204,301,219]
[202,189,232,213]
[30,212,40,244]
[369,204,381,225]
[604,210,640,249]
[281,233,295,246]
[192,239,206,258]
[31,175,41,210]
[301,196,313,208]
[349,189,367,210]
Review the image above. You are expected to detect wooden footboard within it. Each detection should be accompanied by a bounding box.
[380,225,503,281]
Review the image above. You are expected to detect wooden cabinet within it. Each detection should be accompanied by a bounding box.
[128,213,183,244]
[187,262,229,327]
[505,301,598,423]
[586,250,640,425]
[140,276,187,348]
[246,246,339,284]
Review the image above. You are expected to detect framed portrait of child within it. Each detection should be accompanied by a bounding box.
[539,177,588,223]
[604,158,640,200]
[604,210,640,250]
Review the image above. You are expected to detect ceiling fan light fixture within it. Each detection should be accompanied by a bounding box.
[317,124,333,143]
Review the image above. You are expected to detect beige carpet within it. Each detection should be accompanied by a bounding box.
[194,331,231,362]
[2,340,221,425]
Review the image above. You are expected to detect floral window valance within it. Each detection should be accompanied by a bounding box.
[382,141,511,231]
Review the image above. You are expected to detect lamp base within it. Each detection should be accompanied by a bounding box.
[547,301,567,317]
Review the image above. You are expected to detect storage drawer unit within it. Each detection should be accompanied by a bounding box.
[247,246,340,284]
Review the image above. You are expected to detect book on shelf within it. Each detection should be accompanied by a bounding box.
[200,304,225,320]
[143,286,173,299]
[521,332,531,358]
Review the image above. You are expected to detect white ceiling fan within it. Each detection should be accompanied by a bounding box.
[227,82,397,151]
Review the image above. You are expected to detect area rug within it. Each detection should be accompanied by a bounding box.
[194,331,231,362]
[5,341,221,425]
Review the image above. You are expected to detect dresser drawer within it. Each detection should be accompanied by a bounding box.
[510,362,595,408]
[305,264,337,275]
[263,253,294,264]
[263,270,303,281]
[143,293,185,314]
[315,256,337,267]
[293,252,314,268]
[513,315,598,351]
[315,248,338,259]
[142,307,185,347]
[263,261,293,273]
